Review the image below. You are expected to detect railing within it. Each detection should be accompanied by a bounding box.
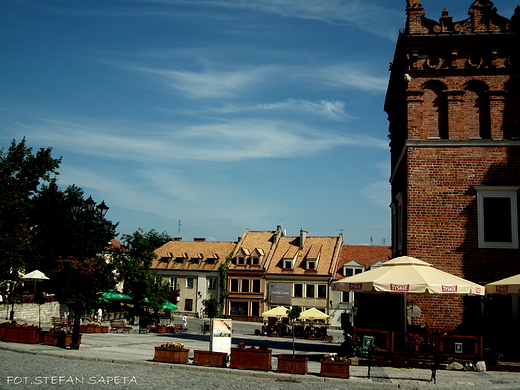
[353,328,483,359]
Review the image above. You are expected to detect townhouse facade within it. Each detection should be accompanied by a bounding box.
[150,227,389,329]
[150,239,236,316]
[385,0,520,353]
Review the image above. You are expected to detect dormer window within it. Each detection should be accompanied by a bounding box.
[342,260,364,276]
[283,259,294,269]
[306,260,316,270]
[237,256,245,265]
[251,256,260,265]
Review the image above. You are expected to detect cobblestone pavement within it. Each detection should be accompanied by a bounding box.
[1,318,519,390]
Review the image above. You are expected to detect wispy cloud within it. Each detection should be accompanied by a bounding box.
[6,111,386,166]
[127,65,274,99]
[124,0,401,40]
[212,99,353,122]
[315,64,389,93]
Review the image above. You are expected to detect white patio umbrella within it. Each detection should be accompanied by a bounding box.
[332,256,485,331]
[485,274,520,295]
[21,270,50,327]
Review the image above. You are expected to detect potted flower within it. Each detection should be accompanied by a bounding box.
[3,323,41,344]
[153,342,189,363]
[320,354,350,378]
[42,328,79,348]
[406,333,425,352]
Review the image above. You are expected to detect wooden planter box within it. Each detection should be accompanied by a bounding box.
[0,325,7,341]
[193,350,228,367]
[155,326,169,333]
[153,347,190,364]
[42,333,82,348]
[80,325,96,333]
[229,348,272,371]
[3,326,41,344]
[99,326,108,333]
[277,355,308,374]
[320,360,350,378]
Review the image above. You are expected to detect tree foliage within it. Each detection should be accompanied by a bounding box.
[120,229,173,267]
[0,138,61,282]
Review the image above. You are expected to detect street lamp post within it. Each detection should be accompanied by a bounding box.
[69,196,109,350]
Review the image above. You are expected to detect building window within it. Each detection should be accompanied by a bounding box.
[306,260,316,270]
[186,278,194,289]
[475,186,519,249]
[230,279,239,292]
[237,256,245,265]
[230,301,247,315]
[392,192,404,254]
[252,279,261,293]
[306,284,315,298]
[294,284,303,297]
[185,298,193,311]
[283,259,293,269]
[169,277,177,290]
[317,285,327,298]
[251,256,260,265]
[241,279,249,293]
[341,291,351,303]
[208,278,217,290]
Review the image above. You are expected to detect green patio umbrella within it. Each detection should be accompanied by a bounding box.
[100,289,132,300]
[158,301,178,311]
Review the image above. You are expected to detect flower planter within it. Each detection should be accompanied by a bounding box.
[0,324,7,341]
[80,325,96,333]
[42,333,82,348]
[155,326,169,333]
[193,350,228,367]
[277,355,308,374]
[320,360,350,378]
[153,347,190,364]
[3,326,41,344]
[229,348,272,371]
[100,326,108,333]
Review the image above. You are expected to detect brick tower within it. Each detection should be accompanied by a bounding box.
[384,0,520,346]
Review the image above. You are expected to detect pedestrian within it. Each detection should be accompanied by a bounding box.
[97,308,103,322]
[199,309,204,320]
[182,315,188,328]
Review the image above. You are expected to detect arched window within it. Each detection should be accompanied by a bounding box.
[422,81,448,139]
[463,81,490,139]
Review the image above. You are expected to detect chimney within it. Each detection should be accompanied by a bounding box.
[300,229,308,248]
[194,238,206,242]
[274,225,283,243]
[173,237,182,241]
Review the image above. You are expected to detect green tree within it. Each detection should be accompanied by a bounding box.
[50,255,115,348]
[0,138,61,282]
[28,183,118,275]
[287,306,302,357]
[121,229,173,267]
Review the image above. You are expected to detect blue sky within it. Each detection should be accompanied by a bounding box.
[1,0,518,244]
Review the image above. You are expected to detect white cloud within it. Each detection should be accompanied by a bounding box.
[360,180,390,209]
[124,65,274,99]
[215,99,353,121]
[126,0,401,40]
[316,64,389,93]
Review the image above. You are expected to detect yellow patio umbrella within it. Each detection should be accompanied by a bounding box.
[261,306,289,318]
[298,307,329,320]
[485,273,520,295]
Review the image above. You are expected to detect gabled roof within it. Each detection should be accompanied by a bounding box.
[150,240,235,271]
[335,245,391,279]
[267,235,342,275]
[229,229,277,270]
